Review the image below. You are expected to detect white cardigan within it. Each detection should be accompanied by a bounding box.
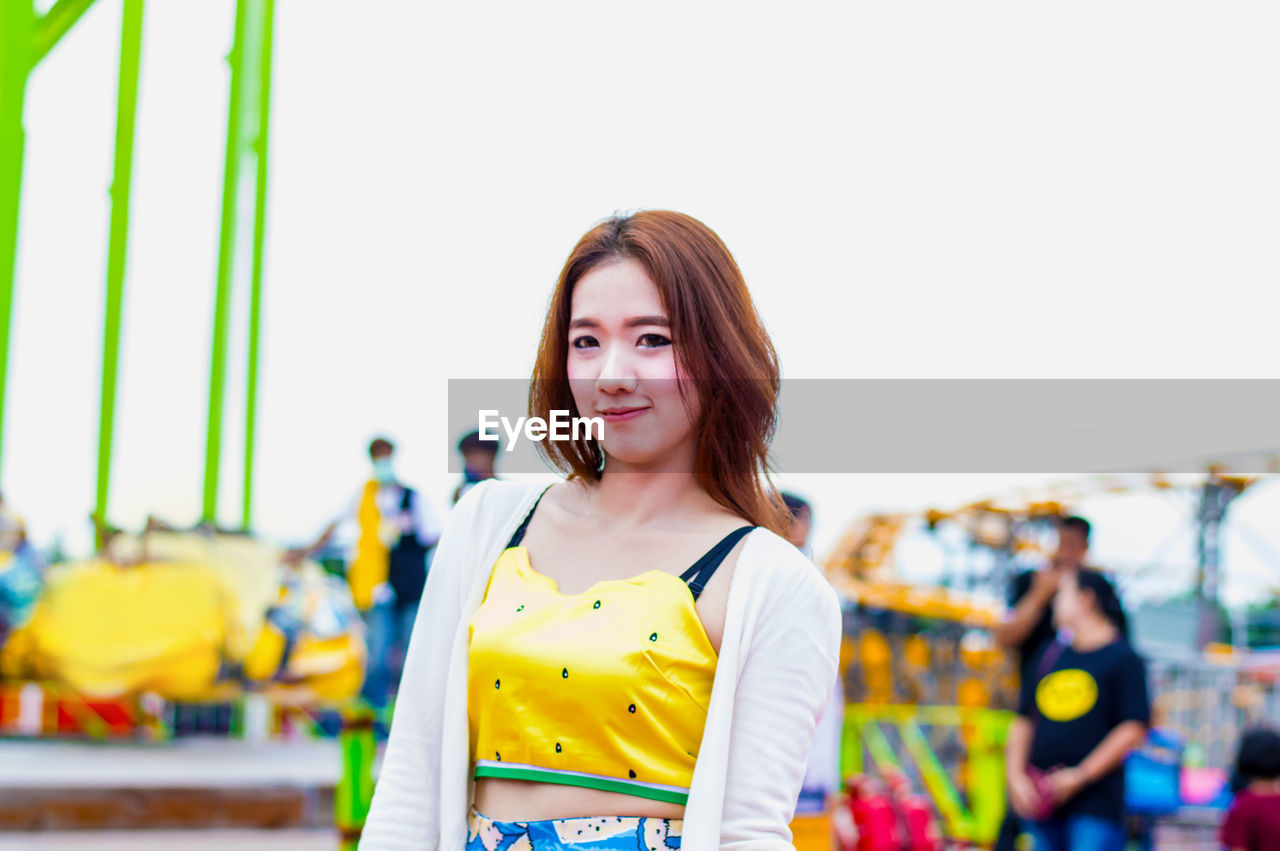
[360,479,843,850]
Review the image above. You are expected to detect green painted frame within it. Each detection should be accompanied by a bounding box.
[1,0,101,489]
[204,0,274,530]
[1,0,273,534]
[95,0,144,535]
[842,703,1013,845]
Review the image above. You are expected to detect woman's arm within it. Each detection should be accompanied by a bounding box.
[1005,715,1031,780]
[718,565,842,850]
[359,482,490,850]
[1049,649,1151,804]
[1047,720,1147,804]
[1004,716,1044,819]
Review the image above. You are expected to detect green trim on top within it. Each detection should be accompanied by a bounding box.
[474,764,688,806]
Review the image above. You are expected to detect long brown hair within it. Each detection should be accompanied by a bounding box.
[529,210,791,536]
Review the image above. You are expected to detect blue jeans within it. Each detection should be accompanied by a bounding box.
[1023,814,1126,851]
[360,599,419,710]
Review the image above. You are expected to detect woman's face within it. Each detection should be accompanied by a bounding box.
[566,257,700,473]
[1052,569,1086,629]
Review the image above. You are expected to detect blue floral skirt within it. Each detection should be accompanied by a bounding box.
[466,807,682,850]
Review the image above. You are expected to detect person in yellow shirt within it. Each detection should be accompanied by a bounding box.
[296,437,441,715]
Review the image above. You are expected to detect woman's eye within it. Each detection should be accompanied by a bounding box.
[571,336,599,350]
[637,333,671,348]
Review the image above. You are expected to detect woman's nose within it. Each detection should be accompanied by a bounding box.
[596,342,638,393]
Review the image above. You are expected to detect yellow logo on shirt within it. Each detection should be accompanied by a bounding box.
[1035,669,1098,721]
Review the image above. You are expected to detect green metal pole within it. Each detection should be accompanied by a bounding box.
[203,0,248,524]
[968,710,1013,846]
[94,0,144,529]
[336,704,376,851]
[899,719,974,840]
[31,0,98,66]
[839,703,862,782]
[242,0,274,532]
[858,716,900,772]
[0,0,35,488]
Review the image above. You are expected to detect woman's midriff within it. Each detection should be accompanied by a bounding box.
[472,777,687,822]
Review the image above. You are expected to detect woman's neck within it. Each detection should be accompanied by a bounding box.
[586,471,711,528]
[1070,615,1118,652]
[1249,779,1280,795]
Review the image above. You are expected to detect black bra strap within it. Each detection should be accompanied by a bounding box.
[679,526,756,601]
[505,485,552,549]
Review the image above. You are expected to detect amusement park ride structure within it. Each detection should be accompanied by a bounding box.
[0,0,276,536]
[823,469,1274,651]
[817,470,1278,846]
[5,9,1280,846]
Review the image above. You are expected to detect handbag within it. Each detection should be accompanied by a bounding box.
[1125,727,1183,815]
[1024,766,1059,821]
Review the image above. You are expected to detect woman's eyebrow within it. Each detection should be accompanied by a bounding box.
[568,315,670,330]
[625,315,670,328]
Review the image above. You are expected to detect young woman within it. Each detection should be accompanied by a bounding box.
[1005,568,1150,851]
[361,211,843,850]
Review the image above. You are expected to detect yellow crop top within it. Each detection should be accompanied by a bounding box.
[467,489,755,805]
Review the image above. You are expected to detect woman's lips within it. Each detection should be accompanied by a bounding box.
[598,407,648,422]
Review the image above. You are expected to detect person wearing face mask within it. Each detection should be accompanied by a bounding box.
[295,436,442,715]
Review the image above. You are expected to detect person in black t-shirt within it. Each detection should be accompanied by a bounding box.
[995,515,1092,680]
[991,515,1093,851]
[1005,568,1150,851]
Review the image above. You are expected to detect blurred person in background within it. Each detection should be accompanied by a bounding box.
[1005,568,1149,851]
[993,515,1095,850]
[784,492,845,851]
[995,515,1093,680]
[453,429,500,505]
[0,495,41,648]
[1220,727,1280,851]
[782,491,814,559]
[296,436,442,716]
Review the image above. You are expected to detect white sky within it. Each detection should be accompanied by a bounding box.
[8,1,1280,607]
